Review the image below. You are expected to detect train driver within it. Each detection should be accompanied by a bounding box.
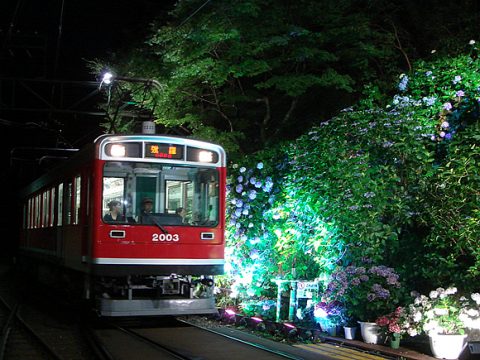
[138,197,154,224]
[104,200,125,223]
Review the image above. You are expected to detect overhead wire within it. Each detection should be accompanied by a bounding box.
[178,0,212,27]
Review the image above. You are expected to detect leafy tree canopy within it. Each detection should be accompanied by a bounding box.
[96,0,403,156]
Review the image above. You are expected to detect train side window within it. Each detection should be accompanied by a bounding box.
[65,181,73,225]
[57,183,63,226]
[74,175,81,225]
[50,187,55,227]
[103,177,125,220]
[42,190,48,228]
[35,194,41,228]
[27,198,32,229]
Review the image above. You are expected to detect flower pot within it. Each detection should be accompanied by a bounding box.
[325,325,337,337]
[390,333,401,349]
[358,321,385,344]
[429,334,467,359]
[344,326,357,340]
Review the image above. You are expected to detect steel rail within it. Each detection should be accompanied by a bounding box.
[113,324,195,360]
[176,317,304,360]
[0,294,64,360]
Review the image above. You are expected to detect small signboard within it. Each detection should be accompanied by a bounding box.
[296,281,318,299]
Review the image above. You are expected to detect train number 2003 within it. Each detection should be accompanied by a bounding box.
[152,233,180,242]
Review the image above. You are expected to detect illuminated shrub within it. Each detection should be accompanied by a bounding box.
[222,42,480,307]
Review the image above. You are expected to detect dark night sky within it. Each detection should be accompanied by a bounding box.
[0,0,175,254]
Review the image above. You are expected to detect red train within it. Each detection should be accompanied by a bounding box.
[18,134,226,316]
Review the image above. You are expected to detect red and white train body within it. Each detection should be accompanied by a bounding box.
[18,135,226,316]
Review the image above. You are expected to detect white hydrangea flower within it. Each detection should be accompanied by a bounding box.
[471,293,480,305]
[466,309,479,317]
[407,328,418,337]
[413,311,422,322]
[434,307,449,316]
[445,287,457,295]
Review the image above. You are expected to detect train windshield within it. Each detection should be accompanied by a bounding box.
[102,162,219,226]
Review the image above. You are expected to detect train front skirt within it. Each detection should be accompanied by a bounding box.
[98,297,217,316]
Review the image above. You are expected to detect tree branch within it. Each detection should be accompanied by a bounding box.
[391,22,412,71]
[256,96,271,144]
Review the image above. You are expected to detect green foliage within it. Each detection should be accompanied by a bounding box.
[224,43,480,313]
[96,0,399,154]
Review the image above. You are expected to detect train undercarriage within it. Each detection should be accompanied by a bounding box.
[93,274,217,317]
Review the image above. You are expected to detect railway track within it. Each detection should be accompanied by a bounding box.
[88,317,306,360]
[0,264,97,360]
[0,264,393,360]
[0,294,63,360]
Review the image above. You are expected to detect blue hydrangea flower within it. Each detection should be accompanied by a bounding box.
[257,162,264,169]
[443,102,452,111]
[422,96,436,106]
[236,184,243,193]
[239,167,246,173]
[398,74,408,91]
[237,175,243,183]
[248,190,257,200]
[453,75,462,84]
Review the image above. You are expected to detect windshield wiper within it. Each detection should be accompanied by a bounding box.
[151,217,169,234]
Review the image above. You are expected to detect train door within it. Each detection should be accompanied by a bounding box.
[135,176,157,215]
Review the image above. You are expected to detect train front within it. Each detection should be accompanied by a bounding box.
[90,135,226,316]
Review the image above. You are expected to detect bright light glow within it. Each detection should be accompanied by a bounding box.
[225,309,236,316]
[102,72,113,85]
[284,323,296,329]
[314,307,328,319]
[198,150,213,162]
[251,316,263,322]
[110,144,126,157]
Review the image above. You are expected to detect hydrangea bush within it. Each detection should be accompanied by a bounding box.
[222,42,480,316]
[401,288,480,336]
[323,262,403,322]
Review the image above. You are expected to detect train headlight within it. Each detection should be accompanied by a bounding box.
[198,150,213,163]
[110,144,126,157]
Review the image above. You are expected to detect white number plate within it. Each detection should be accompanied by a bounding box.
[152,233,180,242]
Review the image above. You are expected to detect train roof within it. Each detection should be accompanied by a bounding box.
[18,134,226,198]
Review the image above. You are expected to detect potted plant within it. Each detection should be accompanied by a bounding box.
[323,262,404,344]
[376,307,405,349]
[402,288,480,359]
[342,317,359,340]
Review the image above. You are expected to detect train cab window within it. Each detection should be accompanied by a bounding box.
[102,162,219,226]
